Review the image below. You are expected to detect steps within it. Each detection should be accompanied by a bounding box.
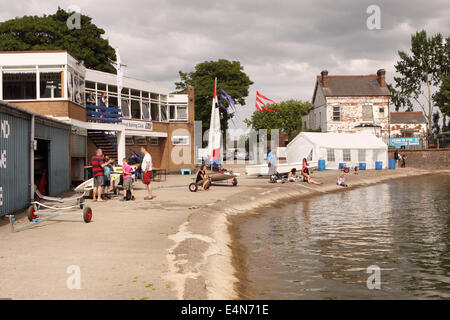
[88,131,118,160]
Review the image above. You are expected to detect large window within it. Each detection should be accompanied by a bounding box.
[169,104,188,121]
[343,149,351,162]
[160,104,168,121]
[333,105,340,121]
[131,99,141,119]
[327,149,335,162]
[40,72,63,98]
[121,99,130,118]
[2,72,37,100]
[151,103,159,121]
[142,102,150,120]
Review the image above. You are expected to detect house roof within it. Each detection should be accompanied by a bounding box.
[312,74,391,104]
[390,112,427,124]
[289,132,387,150]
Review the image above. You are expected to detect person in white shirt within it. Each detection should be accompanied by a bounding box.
[140,146,153,200]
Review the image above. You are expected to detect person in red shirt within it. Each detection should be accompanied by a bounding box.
[90,149,113,202]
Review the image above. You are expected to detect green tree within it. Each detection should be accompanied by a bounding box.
[388,30,449,137]
[244,99,312,140]
[434,75,450,131]
[0,8,116,73]
[175,59,253,132]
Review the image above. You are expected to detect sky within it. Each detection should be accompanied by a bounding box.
[1,0,449,128]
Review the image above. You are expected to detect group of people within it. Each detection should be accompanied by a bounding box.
[89,146,154,202]
[394,150,407,168]
[286,158,322,185]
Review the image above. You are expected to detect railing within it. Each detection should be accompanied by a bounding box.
[86,104,122,124]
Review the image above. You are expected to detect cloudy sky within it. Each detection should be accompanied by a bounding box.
[1,0,449,128]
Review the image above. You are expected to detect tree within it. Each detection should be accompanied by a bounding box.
[434,75,450,131]
[0,8,116,73]
[244,99,312,140]
[175,59,253,132]
[432,111,441,137]
[389,30,449,137]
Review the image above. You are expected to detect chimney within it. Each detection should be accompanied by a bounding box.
[377,69,386,87]
[321,70,328,87]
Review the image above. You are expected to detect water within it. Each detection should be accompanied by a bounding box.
[233,174,450,299]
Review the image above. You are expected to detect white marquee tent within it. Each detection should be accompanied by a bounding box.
[286,132,388,170]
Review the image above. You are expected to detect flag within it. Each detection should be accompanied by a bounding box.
[207,78,221,166]
[115,48,123,93]
[255,91,278,112]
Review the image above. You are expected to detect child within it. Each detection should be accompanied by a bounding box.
[121,158,135,201]
[337,173,348,187]
[288,168,299,182]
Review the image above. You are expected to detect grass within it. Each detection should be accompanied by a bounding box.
[187,212,193,222]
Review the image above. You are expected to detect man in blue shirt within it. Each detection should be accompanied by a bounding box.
[267,149,276,181]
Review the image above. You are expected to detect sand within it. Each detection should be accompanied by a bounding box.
[0,164,448,300]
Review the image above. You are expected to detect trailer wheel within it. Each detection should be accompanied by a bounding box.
[189,183,198,192]
[27,205,37,222]
[83,207,93,223]
[343,168,350,173]
[232,178,238,186]
[79,197,86,209]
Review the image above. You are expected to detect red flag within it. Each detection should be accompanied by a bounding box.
[255,91,278,112]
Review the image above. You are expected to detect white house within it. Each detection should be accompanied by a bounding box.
[286,132,388,170]
[303,69,391,138]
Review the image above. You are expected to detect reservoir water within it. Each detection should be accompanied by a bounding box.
[233,174,450,299]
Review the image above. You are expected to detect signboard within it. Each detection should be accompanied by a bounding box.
[389,137,420,146]
[122,119,152,131]
[71,126,87,136]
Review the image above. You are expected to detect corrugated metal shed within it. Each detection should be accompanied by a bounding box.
[0,101,70,216]
[0,104,31,216]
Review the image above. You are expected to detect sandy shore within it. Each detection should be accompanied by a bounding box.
[0,165,448,299]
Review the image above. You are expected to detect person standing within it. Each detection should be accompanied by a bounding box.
[121,158,135,201]
[90,149,113,202]
[103,155,113,199]
[394,150,399,166]
[140,146,153,200]
[267,149,276,182]
[401,153,407,168]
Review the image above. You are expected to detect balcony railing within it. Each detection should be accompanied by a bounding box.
[86,104,122,124]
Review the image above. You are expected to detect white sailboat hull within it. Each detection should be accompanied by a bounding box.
[245,162,318,176]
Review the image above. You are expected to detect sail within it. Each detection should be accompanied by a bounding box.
[207,78,221,166]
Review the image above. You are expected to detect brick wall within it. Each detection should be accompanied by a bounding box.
[388,149,450,169]
[7,101,86,121]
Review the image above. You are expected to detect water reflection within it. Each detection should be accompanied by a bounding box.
[238,175,450,299]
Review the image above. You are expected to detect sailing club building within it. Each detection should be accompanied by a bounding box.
[0,50,195,194]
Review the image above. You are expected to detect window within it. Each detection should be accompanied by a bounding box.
[362,105,374,121]
[343,149,351,162]
[358,149,366,162]
[160,104,168,121]
[379,107,384,113]
[169,105,188,121]
[151,103,159,121]
[333,105,340,121]
[327,149,335,162]
[136,137,147,145]
[125,137,134,145]
[40,72,63,98]
[151,138,159,145]
[131,99,141,119]
[121,99,130,118]
[2,72,37,100]
[172,136,190,145]
[142,102,150,120]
